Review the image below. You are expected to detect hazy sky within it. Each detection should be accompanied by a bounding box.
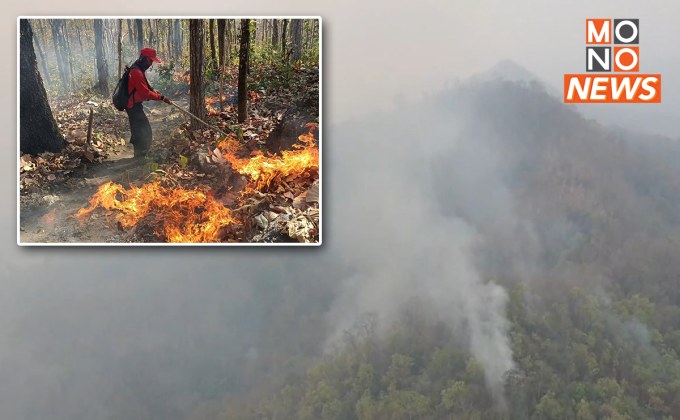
[8,1,680,120]
[4,1,679,419]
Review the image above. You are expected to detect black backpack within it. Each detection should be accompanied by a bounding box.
[112,65,133,111]
[112,63,155,111]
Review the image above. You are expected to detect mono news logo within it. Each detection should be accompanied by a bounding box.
[564,18,661,103]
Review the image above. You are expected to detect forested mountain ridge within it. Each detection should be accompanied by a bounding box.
[220,79,680,420]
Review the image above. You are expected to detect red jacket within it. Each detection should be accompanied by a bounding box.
[127,67,161,108]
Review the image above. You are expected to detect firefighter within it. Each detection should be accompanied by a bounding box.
[126,47,171,158]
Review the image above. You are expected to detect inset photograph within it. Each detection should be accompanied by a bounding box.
[19,17,321,245]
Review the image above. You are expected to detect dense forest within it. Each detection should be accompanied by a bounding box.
[212,80,680,419]
[19,18,320,243]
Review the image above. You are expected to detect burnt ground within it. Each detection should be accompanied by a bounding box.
[19,99,189,244]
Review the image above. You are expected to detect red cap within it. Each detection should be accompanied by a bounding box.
[140,47,161,63]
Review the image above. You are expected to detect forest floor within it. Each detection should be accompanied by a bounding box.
[19,64,320,244]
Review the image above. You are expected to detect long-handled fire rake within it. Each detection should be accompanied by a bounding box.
[167,100,230,137]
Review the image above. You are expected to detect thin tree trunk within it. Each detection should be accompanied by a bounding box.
[49,20,68,91]
[217,19,226,112]
[189,19,205,130]
[264,20,269,45]
[20,19,64,154]
[217,20,226,69]
[61,21,75,90]
[237,19,250,123]
[174,19,182,58]
[291,19,303,62]
[272,19,279,49]
[75,23,84,56]
[225,19,231,65]
[252,20,257,47]
[127,19,134,45]
[117,20,123,79]
[148,19,154,49]
[167,19,173,61]
[32,27,51,85]
[94,19,110,96]
[281,19,288,60]
[209,19,217,73]
[135,19,143,51]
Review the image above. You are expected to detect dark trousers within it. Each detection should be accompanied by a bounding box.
[125,103,152,157]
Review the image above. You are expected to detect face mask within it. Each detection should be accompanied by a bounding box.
[138,58,151,71]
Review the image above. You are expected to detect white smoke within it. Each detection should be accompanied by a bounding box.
[325,99,517,399]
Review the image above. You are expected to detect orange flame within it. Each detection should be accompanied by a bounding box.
[75,182,235,243]
[205,95,234,114]
[218,123,319,190]
[207,103,219,114]
[172,71,191,85]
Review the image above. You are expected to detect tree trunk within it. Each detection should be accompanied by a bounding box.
[148,19,154,49]
[217,19,226,69]
[281,19,288,60]
[20,19,64,154]
[94,20,110,96]
[312,20,319,50]
[75,24,84,56]
[117,20,123,79]
[32,27,51,85]
[127,19,134,45]
[209,19,217,73]
[217,19,226,111]
[272,19,279,49]
[49,19,69,91]
[174,19,182,58]
[252,20,257,47]
[61,21,76,90]
[167,19,173,61]
[135,19,143,51]
[237,19,250,123]
[225,19,231,65]
[291,19,303,62]
[189,19,205,130]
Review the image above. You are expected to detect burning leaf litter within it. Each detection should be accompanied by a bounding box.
[218,123,319,190]
[75,125,319,243]
[75,181,236,243]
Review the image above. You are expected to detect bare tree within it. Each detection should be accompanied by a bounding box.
[189,19,205,130]
[237,19,250,123]
[93,19,110,96]
[20,19,64,154]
